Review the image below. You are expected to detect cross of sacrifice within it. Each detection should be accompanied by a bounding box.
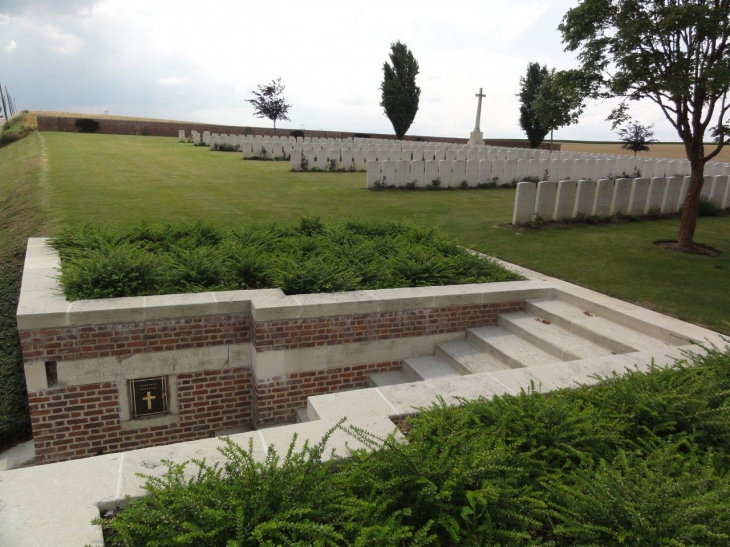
[474,88,486,133]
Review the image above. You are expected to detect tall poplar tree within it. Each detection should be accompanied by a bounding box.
[518,63,551,148]
[380,41,421,140]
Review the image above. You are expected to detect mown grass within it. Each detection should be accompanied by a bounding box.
[50,219,520,299]
[0,134,48,451]
[40,132,730,334]
[98,346,730,546]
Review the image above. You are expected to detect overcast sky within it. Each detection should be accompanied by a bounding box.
[0,0,684,141]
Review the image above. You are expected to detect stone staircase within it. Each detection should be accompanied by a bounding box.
[366,298,677,387]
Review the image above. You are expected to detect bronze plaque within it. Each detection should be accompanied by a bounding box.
[130,377,167,418]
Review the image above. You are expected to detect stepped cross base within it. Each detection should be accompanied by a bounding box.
[469,130,483,145]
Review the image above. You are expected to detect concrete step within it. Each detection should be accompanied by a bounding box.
[435,340,512,374]
[296,407,309,423]
[467,326,559,368]
[526,299,673,353]
[367,370,411,387]
[402,356,461,382]
[498,311,615,361]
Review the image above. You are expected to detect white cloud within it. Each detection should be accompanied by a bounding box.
[5,40,17,52]
[158,76,188,86]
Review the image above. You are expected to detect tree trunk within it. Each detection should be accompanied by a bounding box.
[273,120,276,136]
[549,128,553,153]
[677,160,705,250]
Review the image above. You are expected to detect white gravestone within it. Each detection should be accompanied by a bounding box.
[456,150,467,161]
[513,182,538,224]
[438,160,454,187]
[710,175,728,204]
[452,159,467,187]
[396,160,411,187]
[527,159,540,180]
[478,159,492,184]
[515,159,529,182]
[535,181,559,220]
[645,178,667,214]
[445,150,457,161]
[554,180,578,220]
[366,161,381,188]
[593,179,614,216]
[341,149,354,171]
[465,160,479,187]
[491,159,505,185]
[381,160,396,187]
[424,160,439,186]
[411,160,425,187]
[502,159,517,185]
[316,149,328,171]
[574,180,597,217]
[627,178,650,216]
[661,176,683,213]
[353,149,366,171]
[700,175,714,199]
[611,178,633,215]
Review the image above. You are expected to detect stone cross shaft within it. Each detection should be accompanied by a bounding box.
[474,87,486,132]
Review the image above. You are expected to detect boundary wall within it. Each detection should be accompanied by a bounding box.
[512,175,730,224]
[18,239,551,464]
[36,115,555,149]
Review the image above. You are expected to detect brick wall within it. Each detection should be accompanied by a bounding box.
[35,115,559,150]
[28,367,254,464]
[20,314,250,363]
[21,300,525,464]
[252,302,524,351]
[254,361,402,426]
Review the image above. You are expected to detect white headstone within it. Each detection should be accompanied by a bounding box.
[411,160,425,187]
[396,160,411,186]
[611,178,633,215]
[381,160,396,187]
[464,160,478,187]
[503,159,517,185]
[535,181,558,220]
[513,182,538,224]
[424,160,439,187]
[645,177,667,214]
[575,180,597,217]
[452,159,467,187]
[661,176,683,213]
[554,180,578,220]
[627,178,650,216]
[438,160,454,187]
[367,160,381,188]
[593,179,614,216]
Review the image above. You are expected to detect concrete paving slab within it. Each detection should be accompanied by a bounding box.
[0,440,35,471]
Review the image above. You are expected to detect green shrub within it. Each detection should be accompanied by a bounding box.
[51,219,522,300]
[98,346,730,546]
[74,118,100,133]
[0,113,34,146]
[290,129,305,138]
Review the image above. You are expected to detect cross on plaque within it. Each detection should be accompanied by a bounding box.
[142,391,156,410]
[474,88,486,133]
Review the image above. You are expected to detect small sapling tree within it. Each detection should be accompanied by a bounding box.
[246,78,291,136]
[617,122,658,156]
[380,41,421,140]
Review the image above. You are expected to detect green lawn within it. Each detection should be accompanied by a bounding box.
[38,132,730,334]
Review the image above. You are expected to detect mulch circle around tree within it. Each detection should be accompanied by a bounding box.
[654,240,722,257]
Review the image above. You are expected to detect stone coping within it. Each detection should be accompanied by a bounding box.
[17,238,554,329]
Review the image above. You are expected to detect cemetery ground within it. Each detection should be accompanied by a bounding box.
[1,130,730,544]
[1,130,728,450]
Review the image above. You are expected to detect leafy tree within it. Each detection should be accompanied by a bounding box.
[518,63,551,148]
[617,122,658,156]
[531,69,584,152]
[380,41,421,140]
[559,0,730,251]
[246,78,291,136]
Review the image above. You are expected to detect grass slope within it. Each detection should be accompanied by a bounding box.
[40,132,730,334]
[0,134,48,450]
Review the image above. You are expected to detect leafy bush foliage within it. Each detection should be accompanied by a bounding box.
[98,346,730,546]
[50,219,521,300]
[74,118,101,133]
[0,113,34,146]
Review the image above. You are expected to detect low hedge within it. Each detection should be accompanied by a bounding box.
[50,218,522,300]
[97,346,730,546]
